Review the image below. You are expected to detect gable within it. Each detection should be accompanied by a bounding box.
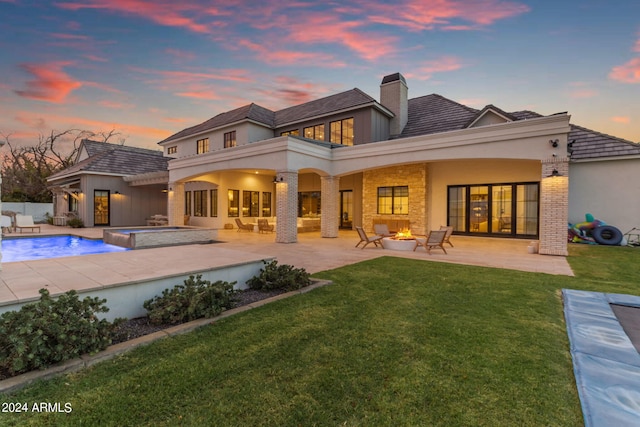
[465,105,516,128]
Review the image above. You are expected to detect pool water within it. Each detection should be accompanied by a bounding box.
[2,235,130,262]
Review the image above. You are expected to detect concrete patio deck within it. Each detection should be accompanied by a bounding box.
[0,224,573,313]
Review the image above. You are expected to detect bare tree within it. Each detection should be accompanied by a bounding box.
[1,129,122,202]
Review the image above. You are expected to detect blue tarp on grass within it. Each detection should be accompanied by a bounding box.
[563,289,640,426]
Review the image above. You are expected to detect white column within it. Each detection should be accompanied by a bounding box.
[539,158,569,256]
[275,171,298,243]
[321,175,340,238]
[168,182,185,226]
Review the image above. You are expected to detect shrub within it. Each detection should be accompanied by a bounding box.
[143,275,237,325]
[246,260,312,292]
[0,289,116,378]
[66,217,84,228]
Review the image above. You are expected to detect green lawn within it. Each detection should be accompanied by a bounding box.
[2,244,639,426]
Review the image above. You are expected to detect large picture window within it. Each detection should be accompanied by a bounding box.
[262,192,272,217]
[298,192,321,217]
[228,189,239,217]
[194,190,207,217]
[447,182,539,237]
[377,186,408,215]
[185,191,192,215]
[242,191,259,217]
[210,189,218,217]
[330,118,354,145]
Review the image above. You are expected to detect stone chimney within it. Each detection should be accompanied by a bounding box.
[380,72,408,137]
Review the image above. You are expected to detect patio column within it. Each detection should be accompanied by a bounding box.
[275,170,298,243]
[168,181,185,226]
[539,157,569,256]
[321,175,339,238]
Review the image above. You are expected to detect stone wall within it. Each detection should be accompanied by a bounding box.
[362,163,428,234]
[539,158,569,256]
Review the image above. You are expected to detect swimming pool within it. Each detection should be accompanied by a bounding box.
[1,235,130,262]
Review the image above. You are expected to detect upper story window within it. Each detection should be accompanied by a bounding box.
[224,131,236,148]
[167,146,177,155]
[281,129,300,137]
[303,124,325,141]
[330,118,354,146]
[196,138,209,154]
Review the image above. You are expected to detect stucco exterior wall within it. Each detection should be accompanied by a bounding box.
[569,159,640,234]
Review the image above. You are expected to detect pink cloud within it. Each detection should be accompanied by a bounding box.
[405,56,466,80]
[237,39,344,67]
[609,58,640,84]
[611,116,630,124]
[14,62,83,103]
[55,0,225,34]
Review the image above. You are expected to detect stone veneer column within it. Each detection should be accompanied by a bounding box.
[168,182,185,226]
[321,176,340,238]
[538,157,569,256]
[275,171,298,243]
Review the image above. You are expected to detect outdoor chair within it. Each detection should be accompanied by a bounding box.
[414,229,447,254]
[373,223,395,237]
[235,218,254,232]
[15,214,41,233]
[439,225,454,247]
[257,218,274,233]
[355,226,383,249]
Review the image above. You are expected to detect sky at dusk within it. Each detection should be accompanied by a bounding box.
[1,0,638,151]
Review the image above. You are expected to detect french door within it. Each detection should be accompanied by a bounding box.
[94,190,110,226]
[448,183,539,237]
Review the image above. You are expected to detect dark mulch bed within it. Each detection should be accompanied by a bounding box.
[110,288,286,344]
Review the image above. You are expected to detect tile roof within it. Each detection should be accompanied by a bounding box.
[158,103,275,144]
[48,140,169,181]
[399,94,478,138]
[159,89,383,144]
[567,124,640,160]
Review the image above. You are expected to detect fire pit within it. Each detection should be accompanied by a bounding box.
[381,229,418,251]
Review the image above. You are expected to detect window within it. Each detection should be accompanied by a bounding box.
[303,124,325,141]
[447,183,539,237]
[377,186,408,215]
[281,129,299,136]
[298,192,321,217]
[194,190,207,217]
[262,192,271,217]
[228,189,239,217]
[210,189,218,217]
[185,191,192,215]
[167,146,177,155]
[330,118,354,145]
[242,191,259,217]
[224,131,236,148]
[197,138,209,154]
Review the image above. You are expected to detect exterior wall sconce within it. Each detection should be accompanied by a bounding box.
[114,191,121,195]
[549,139,559,148]
[548,169,563,177]
[273,176,284,183]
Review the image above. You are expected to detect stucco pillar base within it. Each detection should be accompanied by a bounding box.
[539,158,569,256]
[321,176,339,238]
[168,182,185,226]
[275,171,298,243]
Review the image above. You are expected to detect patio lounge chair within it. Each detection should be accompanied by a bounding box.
[373,223,395,237]
[235,218,254,232]
[440,225,454,247]
[257,218,274,233]
[355,226,383,249]
[1,215,12,234]
[414,229,447,254]
[15,214,41,233]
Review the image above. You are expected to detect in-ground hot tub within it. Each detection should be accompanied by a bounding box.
[104,226,218,249]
